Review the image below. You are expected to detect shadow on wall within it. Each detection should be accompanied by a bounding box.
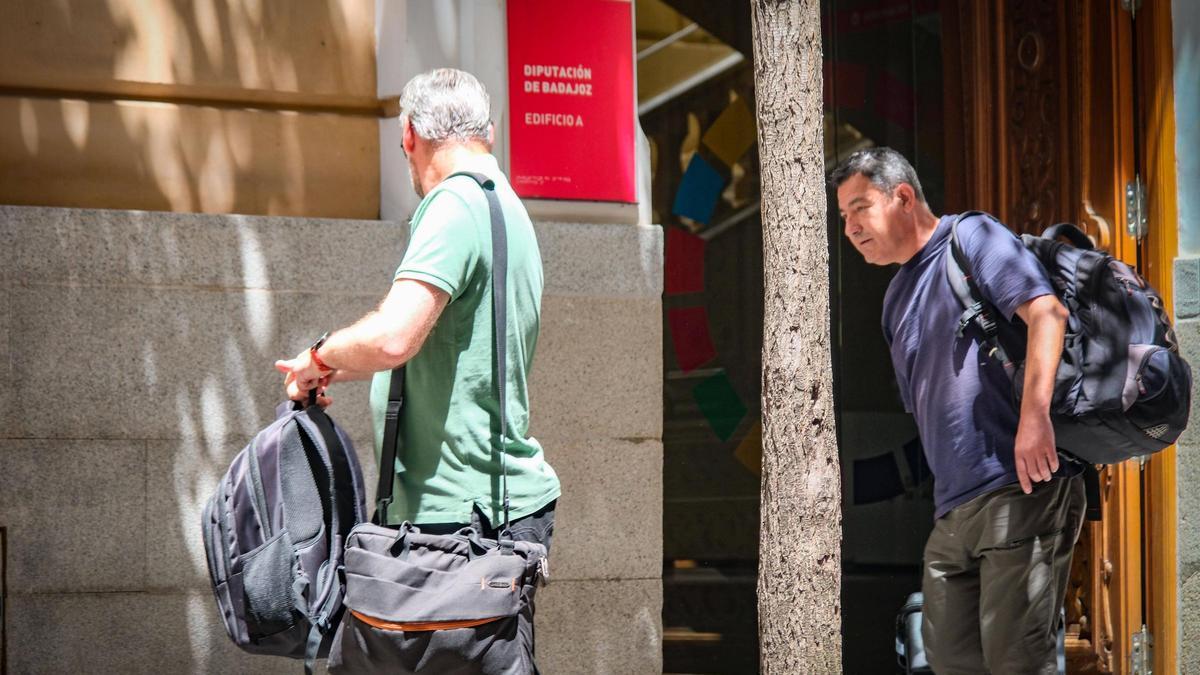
[0,3,389,668]
[0,202,399,671]
[0,0,378,218]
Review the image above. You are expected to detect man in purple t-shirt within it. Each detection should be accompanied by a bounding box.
[831,147,1085,674]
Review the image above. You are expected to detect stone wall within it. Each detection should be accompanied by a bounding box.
[1176,283,1200,673]
[1176,0,1200,669]
[0,205,663,673]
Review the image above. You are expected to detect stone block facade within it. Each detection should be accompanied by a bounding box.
[0,205,663,673]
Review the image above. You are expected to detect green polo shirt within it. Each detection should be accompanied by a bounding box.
[370,154,560,526]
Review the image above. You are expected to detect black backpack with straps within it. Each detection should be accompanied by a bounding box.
[946,211,1192,465]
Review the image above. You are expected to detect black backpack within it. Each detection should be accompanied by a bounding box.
[202,394,367,673]
[946,211,1192,465]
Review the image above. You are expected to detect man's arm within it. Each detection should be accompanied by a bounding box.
[1012,293,1069,493]
[275,278,450,399]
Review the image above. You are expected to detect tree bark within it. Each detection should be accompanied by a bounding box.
[750,1,841,672]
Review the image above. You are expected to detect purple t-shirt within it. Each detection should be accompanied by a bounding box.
[882,213,1056,518]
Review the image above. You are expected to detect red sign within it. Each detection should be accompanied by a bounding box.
[506,0,636,203]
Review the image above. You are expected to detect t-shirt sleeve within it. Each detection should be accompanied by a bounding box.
[958,214,1055,320]
[395,189,481,298]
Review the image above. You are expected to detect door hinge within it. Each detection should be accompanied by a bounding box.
[1131,625,1153,675]
[1121,0,1143,18]
[1126,176,1148,239]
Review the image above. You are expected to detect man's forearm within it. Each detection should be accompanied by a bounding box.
[320,310,416,374]
[1009,293,1069,491]
[314,279,447,375]
[278,279,446,390]
[1018,295,1069,415]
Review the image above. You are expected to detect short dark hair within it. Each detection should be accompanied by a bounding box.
[829,147,926,204]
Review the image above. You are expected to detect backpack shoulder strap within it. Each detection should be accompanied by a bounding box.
[373,364,404,525]
[945,211,1014,368]
[299,405,356,674]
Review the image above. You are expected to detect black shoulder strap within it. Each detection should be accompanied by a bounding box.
[305,404,357,539]
[946,211,1014,369]
[373,171,511,533]
[373,365,404,524]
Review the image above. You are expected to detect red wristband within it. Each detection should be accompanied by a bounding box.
[310,345,332,373]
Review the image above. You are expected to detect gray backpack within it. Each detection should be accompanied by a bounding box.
[202,395,367,672]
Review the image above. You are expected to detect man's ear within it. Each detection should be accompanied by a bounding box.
[487,122,495,147]
[897,183,916,212]
[402,117,416,156]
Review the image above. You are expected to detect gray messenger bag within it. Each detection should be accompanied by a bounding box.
[327,171,548,674]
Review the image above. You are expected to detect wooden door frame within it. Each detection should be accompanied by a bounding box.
[1135,2,1180,673]
[1078,6,1143,673]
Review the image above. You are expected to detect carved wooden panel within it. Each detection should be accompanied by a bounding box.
[945,0,1005,219]
[1004,0,1071,235]
[1072,1,1137,260]
[1066,524,1107,673]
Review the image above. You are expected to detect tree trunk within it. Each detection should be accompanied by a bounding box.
[750,1,841,672]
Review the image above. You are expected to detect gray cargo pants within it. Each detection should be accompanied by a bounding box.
[922,475,1085,674]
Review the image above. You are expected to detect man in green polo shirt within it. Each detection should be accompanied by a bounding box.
[274,68,559,551]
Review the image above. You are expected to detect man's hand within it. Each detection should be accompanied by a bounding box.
[1013,411,1058,494]
[1013,293,1069,494]
[275,350,334,406]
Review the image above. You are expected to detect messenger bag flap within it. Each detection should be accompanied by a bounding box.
[340,523,540,624]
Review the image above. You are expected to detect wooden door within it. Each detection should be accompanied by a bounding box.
[944,1,1179,671]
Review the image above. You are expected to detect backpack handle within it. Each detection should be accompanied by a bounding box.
[1042,223,1094,250]
[285,387,319,411]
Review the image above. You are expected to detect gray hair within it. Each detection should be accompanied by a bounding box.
[829,147,926,204]
[399,68,492,145]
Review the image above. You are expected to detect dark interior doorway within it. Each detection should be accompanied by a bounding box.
[642,0,952,671]
[823,1,947,671]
